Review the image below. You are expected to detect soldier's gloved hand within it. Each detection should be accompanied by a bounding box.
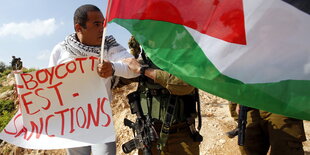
[97,59,115,78]
[123,58,141,74]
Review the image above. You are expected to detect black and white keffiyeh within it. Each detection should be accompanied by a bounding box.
[63,33,120,58]
[63,33,122,88]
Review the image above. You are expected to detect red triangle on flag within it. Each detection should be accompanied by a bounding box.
[109,0,246,45]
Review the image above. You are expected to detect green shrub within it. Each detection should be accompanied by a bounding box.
[0,69,12,82]
[22,68,36,73]
[2,69,12,76]
[0,99,15,131]
[0,76,5,83]
[0,99,14,113]
[0,61,6,73]
[0,110,16,131]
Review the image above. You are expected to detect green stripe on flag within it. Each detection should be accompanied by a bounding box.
[112,18,310,120]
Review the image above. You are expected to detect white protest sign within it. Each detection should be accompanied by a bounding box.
[0,56,115,149]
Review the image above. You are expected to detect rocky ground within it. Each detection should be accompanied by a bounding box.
[0,81,309,155]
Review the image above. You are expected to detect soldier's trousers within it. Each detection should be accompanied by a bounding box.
[239,109,306,155]
[229,102,238,122]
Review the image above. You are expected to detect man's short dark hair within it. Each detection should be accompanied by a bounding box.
[74,4,101,28]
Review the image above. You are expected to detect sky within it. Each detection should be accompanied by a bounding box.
[0,0,131,69]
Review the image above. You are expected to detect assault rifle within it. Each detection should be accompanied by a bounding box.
[237,105,248,146]
[122,91,158,155]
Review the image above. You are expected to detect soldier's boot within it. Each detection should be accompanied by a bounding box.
[225,127,238,138]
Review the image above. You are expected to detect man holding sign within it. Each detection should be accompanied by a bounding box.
[49,4,137,155]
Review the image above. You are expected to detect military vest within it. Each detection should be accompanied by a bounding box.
[138,52,197,124]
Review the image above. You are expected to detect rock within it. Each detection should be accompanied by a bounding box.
[6,73,13,79]
[8,80,15,86]
[219,139,226,144]
[0,90,14,99]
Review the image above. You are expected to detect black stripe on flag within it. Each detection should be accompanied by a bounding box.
[283,0,310,14]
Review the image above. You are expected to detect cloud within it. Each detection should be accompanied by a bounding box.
[0,18,59,39]
[36,49,51,61]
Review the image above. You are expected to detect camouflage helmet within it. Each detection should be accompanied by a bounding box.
[128,36,141,59]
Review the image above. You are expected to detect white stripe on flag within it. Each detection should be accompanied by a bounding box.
[187,0,310,84]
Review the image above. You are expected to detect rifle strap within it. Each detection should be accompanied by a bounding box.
[195,88,202,131]
[157,95,178,151]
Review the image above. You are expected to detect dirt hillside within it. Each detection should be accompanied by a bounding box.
[0,83,309,155]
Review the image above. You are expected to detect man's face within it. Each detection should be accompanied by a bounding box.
[80,11,104,46]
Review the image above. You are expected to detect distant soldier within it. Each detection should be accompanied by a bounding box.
[16,58,23,70]
[11,56,17,70]
[11,56,23,70]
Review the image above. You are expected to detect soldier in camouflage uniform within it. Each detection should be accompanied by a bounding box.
[126,36,202,155]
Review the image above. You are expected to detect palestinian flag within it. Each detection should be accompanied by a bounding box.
[108,0,310,120]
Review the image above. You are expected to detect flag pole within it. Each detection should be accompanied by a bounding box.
[100,0,113,63]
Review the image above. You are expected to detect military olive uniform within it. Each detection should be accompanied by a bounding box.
[138,70,200,155]
[129,36,201,155]
[239,109,306,155]
[229,102,238,122]
[226,102,239,138]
